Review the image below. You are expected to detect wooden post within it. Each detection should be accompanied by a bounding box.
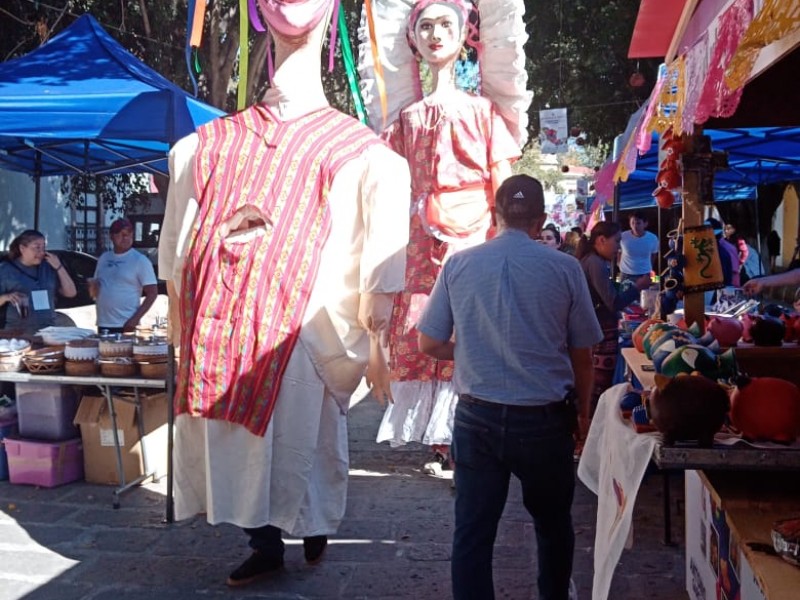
[681,133,706,332]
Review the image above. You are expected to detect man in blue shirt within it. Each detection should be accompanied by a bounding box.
[418,174,602,600]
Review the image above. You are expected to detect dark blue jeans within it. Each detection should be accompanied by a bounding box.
[451,395,576,600]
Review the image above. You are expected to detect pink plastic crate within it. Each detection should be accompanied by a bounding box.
[5,437,84,488]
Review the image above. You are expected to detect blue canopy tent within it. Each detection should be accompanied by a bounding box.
[612,127,800,210]
[0,14,223,226]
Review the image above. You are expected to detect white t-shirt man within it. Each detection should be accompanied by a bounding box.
[94,248,157,329]
[619,217,659,278]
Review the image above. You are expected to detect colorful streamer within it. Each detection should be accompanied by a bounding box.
[185,0,200,96]
[363,0,388,128]
[337,5,367,123]
[238,0,250,110]
[190,0,208,47]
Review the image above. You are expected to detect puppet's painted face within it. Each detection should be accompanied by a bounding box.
[413,3,464,66]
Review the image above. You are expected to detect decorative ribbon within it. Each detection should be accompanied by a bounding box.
[238,0,250,110]
[327,0,341,72]
[185,0,200,96]
[363,0,388,128]
[190,0,207,46]
[337,4,367,123]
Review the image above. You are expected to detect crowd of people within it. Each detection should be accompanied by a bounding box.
[0,221,159,336]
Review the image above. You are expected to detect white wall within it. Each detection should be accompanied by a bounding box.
[0,170,70,251]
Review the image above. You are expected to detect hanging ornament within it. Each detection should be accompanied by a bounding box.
[629,71,645,88]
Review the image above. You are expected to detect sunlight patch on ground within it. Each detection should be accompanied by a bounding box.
[0,520,79,582]
[347,468,410,478]
[283,538,396,547]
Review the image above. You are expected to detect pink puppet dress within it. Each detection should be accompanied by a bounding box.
[375,92,520,449]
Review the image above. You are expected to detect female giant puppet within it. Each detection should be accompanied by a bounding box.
[360,0,532,470]
[158,0,410,587]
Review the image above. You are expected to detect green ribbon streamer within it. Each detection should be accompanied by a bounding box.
[337,5,367,124]
[238,0,249,111]
[194,49,202,74]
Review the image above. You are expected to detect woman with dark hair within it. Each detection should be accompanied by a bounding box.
[540,223,562,249]
[0,230,77,332]
[576,222,650,417]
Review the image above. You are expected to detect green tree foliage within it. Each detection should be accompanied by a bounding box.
[524,0,659,147]
[1,0,660,209]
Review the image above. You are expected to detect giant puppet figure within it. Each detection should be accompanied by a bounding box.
[158,0,410,587]
[360,0,532,470]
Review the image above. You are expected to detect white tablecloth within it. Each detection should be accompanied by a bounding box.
[577,383,659,600]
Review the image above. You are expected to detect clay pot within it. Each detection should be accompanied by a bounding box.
[730,376,800,443]
[643,323,678,359]
[779,313,799,342]
[749,315,786,347]
[656,167,681,191]
[649,373,730,447]
[653,187,675,209]
[632,319,664,353]
[708,316,744,347]
[740,312,755,343]
[650,329,698,373]
[658,344,721,379]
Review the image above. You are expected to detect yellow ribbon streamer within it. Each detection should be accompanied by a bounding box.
[238,0,249,110]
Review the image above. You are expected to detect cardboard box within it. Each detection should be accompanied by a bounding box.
[6,436,83,488]
[73,392,168,485]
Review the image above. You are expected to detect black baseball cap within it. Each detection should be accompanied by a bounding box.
[495,175,545,223]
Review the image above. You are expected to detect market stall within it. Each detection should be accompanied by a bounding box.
[0,330,172,513]
[580,2,800,599]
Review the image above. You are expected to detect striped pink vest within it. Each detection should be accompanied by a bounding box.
[177,104,380,436]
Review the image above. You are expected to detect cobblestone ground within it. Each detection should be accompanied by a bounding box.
[0,390,687,599]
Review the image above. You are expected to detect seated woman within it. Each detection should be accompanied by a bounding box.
[0,230,77,334]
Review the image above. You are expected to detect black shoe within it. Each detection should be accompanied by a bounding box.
[303,535,328,565]
[226,551,284,587]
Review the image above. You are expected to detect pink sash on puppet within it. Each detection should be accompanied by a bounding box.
[419,183,493,244]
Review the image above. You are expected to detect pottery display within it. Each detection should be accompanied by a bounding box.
[658,344,720,379]
[749,315,786,347]
[632,319,663,354]
[730,376,800,443]
[650,329,698,373]
[649,373,730,447]
[642,323,678,359]
[708,316,743,347]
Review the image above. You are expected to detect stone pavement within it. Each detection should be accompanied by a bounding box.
[0,390,688,600]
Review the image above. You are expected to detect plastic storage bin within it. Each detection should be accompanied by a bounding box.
[5,437,84,487]
[0,418,19,480]
[15,383,80,441]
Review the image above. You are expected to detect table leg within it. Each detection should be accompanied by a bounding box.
[107,388,159,509]
[165,344,176,524]
[102,385,126,509]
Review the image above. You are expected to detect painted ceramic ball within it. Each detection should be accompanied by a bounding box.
[651,330,698,373]
[643,323,678,360]
[659,344,720,379]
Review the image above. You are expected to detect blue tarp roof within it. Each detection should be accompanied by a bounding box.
[0,14,223,177]
[614,127,800,210]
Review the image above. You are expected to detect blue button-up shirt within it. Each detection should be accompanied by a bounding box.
[418,229,603,406]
